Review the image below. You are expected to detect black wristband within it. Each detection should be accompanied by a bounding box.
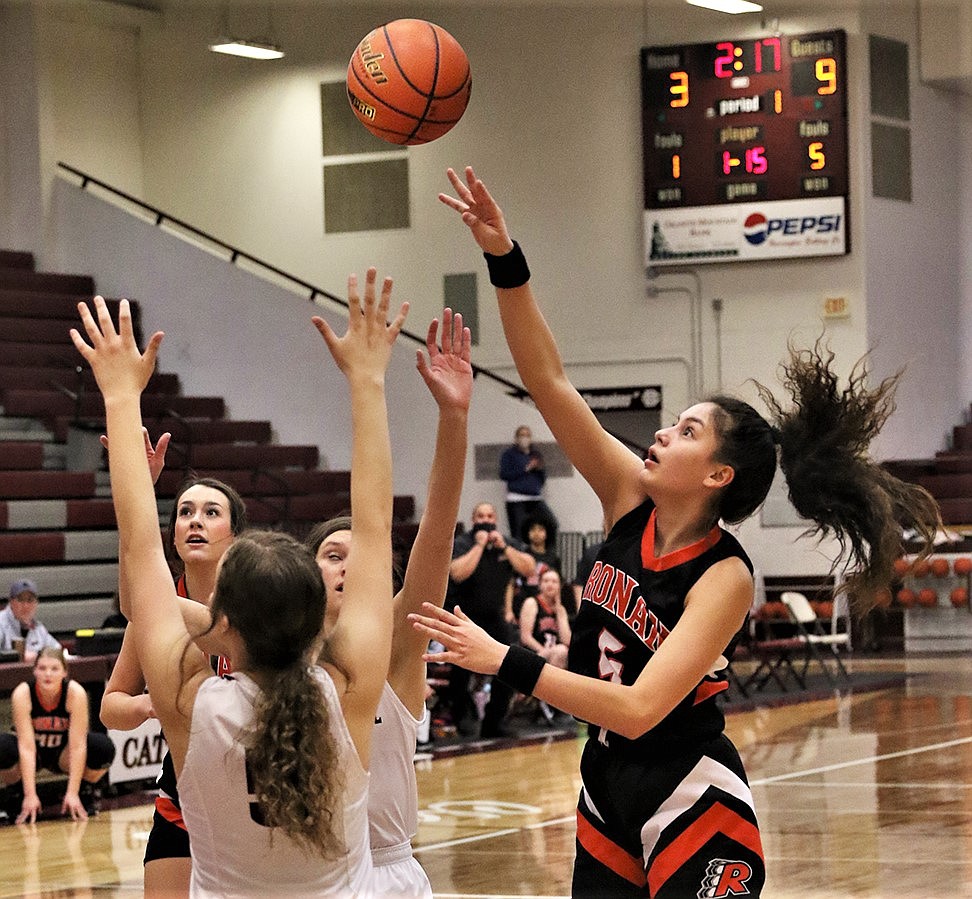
[496,644,546,695]
[484,241,530,289]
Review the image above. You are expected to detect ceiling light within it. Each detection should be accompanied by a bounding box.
[686,0,763,13]
[209,38,284,60]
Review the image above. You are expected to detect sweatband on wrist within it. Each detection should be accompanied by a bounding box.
[496,644,546,695]
[484,241,530,289]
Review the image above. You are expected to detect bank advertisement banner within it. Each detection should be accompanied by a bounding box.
[645,196,847,266]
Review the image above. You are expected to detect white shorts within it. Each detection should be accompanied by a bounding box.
[369,843,432,898]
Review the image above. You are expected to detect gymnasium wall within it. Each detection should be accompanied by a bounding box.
[4,0,972,577]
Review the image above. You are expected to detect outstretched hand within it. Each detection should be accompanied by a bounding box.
[101,428,171,486]
[70,297,163,401]
[409,602,508,675]
[312,268,409,381]
[439,166,515,256]
[416,308,473,413]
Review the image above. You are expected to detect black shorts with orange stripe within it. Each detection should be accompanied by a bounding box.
[143,799,190,864]
[572,733,765,898]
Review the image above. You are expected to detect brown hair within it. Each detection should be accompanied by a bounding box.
[706,341,941,617]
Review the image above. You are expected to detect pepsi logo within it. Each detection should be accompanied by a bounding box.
[743,212,768,245]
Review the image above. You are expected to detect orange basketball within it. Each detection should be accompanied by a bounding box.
[954,557,972,576]
[917,587,938,607]
[891,556,910,578]
[912,558,931,578]
[930,557,951,578]
[347,19,472,145]
[896,588,916,608]
[950,587,969,607]
[874,587,892,609]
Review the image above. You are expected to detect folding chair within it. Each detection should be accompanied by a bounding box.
[780,591,851,687]
[739,633,808,694]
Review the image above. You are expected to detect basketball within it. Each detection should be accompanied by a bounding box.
[896,587,916,607]
[346,19,472,145]
[917,587,938,607]
[955,557,972,576]
[892,556,910,578]
[930,557,950,578]
[951,586,969,607]
[912,558,931,579]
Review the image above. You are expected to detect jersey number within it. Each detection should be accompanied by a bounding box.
[597,630,625,683]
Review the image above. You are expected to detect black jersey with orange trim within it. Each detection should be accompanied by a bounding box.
[568,499,752,754]
[28,678,71,752]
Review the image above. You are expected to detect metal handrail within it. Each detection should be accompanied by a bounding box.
[57,161,526,398]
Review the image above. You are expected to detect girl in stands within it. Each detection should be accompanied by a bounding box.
[100,464,247,897]
[305,307,472,898]
[413,166,943,898]
[73,268,405,894]
[0,647,115,823]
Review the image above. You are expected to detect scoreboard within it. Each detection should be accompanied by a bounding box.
[641,30,848,266]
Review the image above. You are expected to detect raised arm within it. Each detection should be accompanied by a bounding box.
[311,269,407,765]
[388,309,471,716]
[71,298,210,771]
[440,167,645,527]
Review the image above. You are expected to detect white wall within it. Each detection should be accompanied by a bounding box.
[10,0,972,574]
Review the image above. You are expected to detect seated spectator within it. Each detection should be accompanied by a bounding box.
[0,647,115,823]
[518,568,572,670]
[0,580,62,664]
[513,517,563,618]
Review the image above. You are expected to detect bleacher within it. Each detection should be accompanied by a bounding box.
[0,249,417,640]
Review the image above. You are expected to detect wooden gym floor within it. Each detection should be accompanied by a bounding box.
[1,653,970,898]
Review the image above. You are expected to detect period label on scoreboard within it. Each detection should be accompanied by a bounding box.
[642,30,848,266]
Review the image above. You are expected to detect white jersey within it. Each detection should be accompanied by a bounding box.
[368,682,432,898]
[179,669,374,898]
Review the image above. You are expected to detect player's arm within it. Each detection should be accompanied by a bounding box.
[62,682,90,818]
[413,557,752,738]
[440,166,646,527]
[557,604,572,646]
[10,683,41,823]
[311,270,407,766]
[100,627,153,730]
[71,298,210,774]
[388,309,471,717]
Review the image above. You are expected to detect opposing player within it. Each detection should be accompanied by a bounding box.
[414,166,943,897]
[305,307,471,897]
[0,647,115,823]
[100,459,247,897]
[72,269,406,893]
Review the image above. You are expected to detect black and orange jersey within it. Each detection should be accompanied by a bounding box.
[569,499,752,754]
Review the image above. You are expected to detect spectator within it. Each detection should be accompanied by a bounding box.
[0,647,115,823]
[0,580,62,664]
[518,568,572,670]
[514,517,563,618]
[499,425,558,544]
[447,503,534,737]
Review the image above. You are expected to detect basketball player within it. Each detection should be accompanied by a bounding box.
[72,270,406,893]
[305,307,471,898]
[100,461,247,897]
[414,166,943,898]
[0,647,115,823]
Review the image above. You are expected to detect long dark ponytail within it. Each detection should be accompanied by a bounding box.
[710,342,941,617]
